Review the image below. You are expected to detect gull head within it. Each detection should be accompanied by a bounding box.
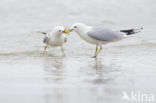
[64,23,88,34]
[70,23,87,32]
[53,26,66,35]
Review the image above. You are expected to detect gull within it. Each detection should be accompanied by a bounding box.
[66,23,143,58]
[41,26,68,56]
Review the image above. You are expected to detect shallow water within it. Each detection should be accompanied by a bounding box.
[0,0,156,103]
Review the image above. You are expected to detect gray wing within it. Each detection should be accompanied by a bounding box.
[43,36,49,43]
[87,28,125,41]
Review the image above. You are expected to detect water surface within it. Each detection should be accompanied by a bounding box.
[0,0,156,103]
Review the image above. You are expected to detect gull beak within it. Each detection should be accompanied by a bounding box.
[63,29,73,35]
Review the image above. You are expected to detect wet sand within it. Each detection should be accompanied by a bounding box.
[0,0,156,103]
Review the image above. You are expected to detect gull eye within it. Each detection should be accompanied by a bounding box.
[73,26,77,28]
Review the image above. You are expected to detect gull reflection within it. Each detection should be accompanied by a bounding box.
[42,57,65,103]
[43,57,65,83]
[88,58,120,84]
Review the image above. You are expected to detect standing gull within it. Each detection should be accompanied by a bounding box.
[41,26,68,56]
[66,23,143,58]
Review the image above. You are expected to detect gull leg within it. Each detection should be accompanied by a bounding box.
[92,45,98,58]
[43,46,48,54]
[96,45,102,57]
[61,46,66,56]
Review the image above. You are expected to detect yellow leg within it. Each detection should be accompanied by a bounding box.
[92,45,98,58]
[61,46,66,56]
[96,45,102,57]
[44,46,48,54]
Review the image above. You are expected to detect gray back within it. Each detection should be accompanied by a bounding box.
[87,28,125,41]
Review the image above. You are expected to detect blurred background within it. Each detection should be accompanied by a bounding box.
[0,0,156,103]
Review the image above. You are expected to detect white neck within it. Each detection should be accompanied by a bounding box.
[76,26,92,36]
[73,25,94,44]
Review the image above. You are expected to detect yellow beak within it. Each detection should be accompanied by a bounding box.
[63,29,73,34]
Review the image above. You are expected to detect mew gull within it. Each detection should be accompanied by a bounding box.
[66,23,143,58]
[41,26,68,56]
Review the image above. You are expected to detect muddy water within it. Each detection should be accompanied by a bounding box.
[0,0,156,103]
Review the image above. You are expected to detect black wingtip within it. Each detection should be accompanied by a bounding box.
[120,27,143,35]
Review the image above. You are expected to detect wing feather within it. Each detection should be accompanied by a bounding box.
[43,36,49,43]
[87,28,125,41]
